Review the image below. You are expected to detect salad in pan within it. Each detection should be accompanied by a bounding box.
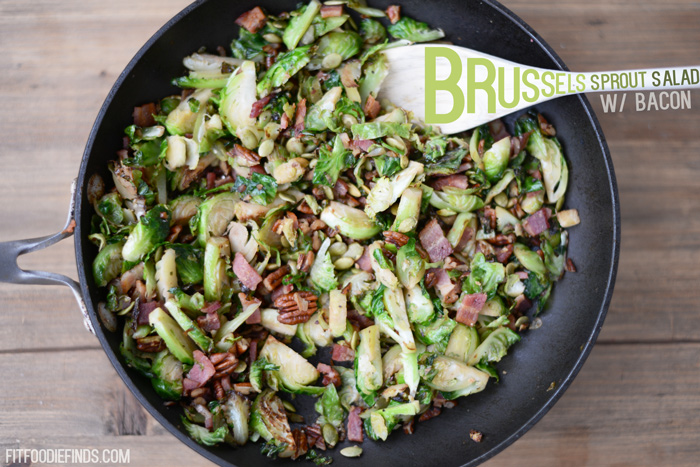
[87,0,580,462]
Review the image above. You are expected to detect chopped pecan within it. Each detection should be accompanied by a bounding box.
[309,218,327,231]
[305,424,326,451]
[297,251,315,273]
[297,199,314,215]
[166,224,183,243]
[213,379,225,400]
[136,336,165,353]
[312,186,326,200]
[383,230,410,247]
[487,233,516,246]
[229,144,260,167]
[418,406,442,422]
[263,265,291,292]
[424,269,438,288]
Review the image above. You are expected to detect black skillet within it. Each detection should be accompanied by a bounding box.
[0,0,620,465]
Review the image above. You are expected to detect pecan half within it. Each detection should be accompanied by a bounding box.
[383,230,410,247]
[210,353,239,378]
[291,428,309,460]
[213,379,225,400]
[297,251,315,273]
[136,336,165,353]
[262,265,291,292]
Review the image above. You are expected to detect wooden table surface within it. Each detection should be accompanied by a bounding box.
[1,1,699,466]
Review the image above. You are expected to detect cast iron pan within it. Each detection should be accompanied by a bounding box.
[0,0,620,466]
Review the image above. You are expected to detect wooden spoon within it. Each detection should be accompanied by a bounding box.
[379,44,699,134]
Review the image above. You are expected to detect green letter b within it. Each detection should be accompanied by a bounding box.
[425,47,464,125]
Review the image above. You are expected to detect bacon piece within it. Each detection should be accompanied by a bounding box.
[513,294,532,313]
[347,407,364,442]
[245,308,262,325]
[566,258,577,272]
[419,219,453,262]
[197,311,221,333]
[355,246,373,272]
[317,363,341,387]
[495,244,514,264]
[386,5,401,24]
[133,103,157,127]
[186,350,216,388]
[352,139,374,152]
[250,94,272,119]
[136,301,161,325]
[233,252,263,291]
[430,174,468,191]
[488,119,509,142]
[455,227,474,252]
[482,206,497,231]
[427,267,456,299]
[235,6,267,34]
[331,343,355,362]
[248,340,258,365]
[456,293,487,326]
[347,307,374,330]
[280,112,291,130]
[293,98,307,135]
[522,208,550,237]
[202,301,222,314]
[320,4,343,17]
[363,94,381,119]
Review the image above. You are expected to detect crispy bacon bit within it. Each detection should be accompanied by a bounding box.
[250,94,272,119]
[488,119,509,142]
[297,250,315,273]
[136,336,165,353]
[197,311,221,333]
[495,244,514,264]
[347,407,364,442]
[456,293,487,326]
[165,224,183,243]
[430,174,469,191]
[469,429,483,443]
[331,343,355,362]
[186,351,216,388]
[428,268,457,300]
[419,406,442,422]
[305,424,326,450]
[363,94,381,119]
[347,307,374,330]
[293,98,307,135]
[355,246,373,272]
[386,5,401,23]
[538,113,556,136]
[291,429,309,460]
[352,139,374,152]
[317,363,342,387]
[566,258,577,272]
[482,206,497,230]
[280,111,291,130]
[133,102,157,127]
[202,301,222,314]
[136,300,162,325]
[320,4,343,17]
[247,340,258,365]
[522,208,550,237]
[263,265,291,293]
[233,253,263,291]
[487,233,516,246]
[383,230,410,247]
[235,6,267,34]
[455,226,474,252]
[513,294,532,314]
[419,219,454,262]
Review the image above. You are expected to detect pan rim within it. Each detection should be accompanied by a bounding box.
[74,1,621,466]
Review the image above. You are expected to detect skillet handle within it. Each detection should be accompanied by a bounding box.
[0,179,95,335]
